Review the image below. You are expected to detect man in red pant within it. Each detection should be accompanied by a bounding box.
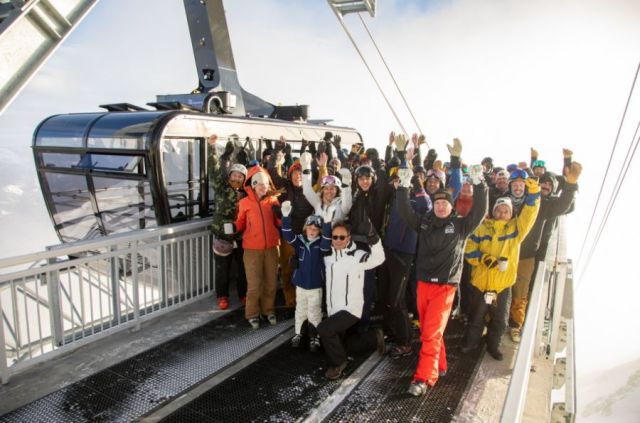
[396,140,488,396]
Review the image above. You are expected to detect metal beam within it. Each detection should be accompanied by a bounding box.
[328,0,376,17]
[0,0,98,114]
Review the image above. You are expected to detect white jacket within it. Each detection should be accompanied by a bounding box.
[302,172,352,222]
[324,239,385,318]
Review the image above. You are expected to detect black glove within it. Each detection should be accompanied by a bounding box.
[482,254,498,269]
[275,138,286,152]
[300,138,310,153]
[264,139,274,151]
[427,148,438,163]
[366,219,380,245]
[332,134,342,150]
[411,175,423,192]
[323,131,333,142]
[223,141,234,156]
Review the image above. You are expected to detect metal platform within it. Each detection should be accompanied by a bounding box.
[327,319,482,422]
[0,306,483,422]
[0,308,293,423]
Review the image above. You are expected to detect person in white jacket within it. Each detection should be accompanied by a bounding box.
[317,219,386,380]
[300,152,352,223]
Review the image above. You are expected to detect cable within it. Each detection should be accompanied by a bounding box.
[328,7,411,138]
[577,121,640,288]
[358,13,428,146]
[575,61,640,270]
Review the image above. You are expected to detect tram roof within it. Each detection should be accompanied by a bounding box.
[32,110,363,151]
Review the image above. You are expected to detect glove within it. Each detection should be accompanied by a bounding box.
[417,134,427,145]
[395,134,408,151]
[322,205,336,223]
[366,219,380,245]
[565,162,582,184]
[388,131,395,146]
[281,201,292,217]
[469,164,484,185]
[338,168,352,187]
[447,138,462,157]
[332,134,342,150]
[411,175,423,192]
[525,177,541,195]
[300,152,313,171]
[563,148,573,159]
[427,148,438,163]
[275,137,287,151]
[482,254,498,269]
[530,147,539,159]
[323,131,333,142]
[434,160,444,171]
[223,141,234,156]
[398,167,413,188]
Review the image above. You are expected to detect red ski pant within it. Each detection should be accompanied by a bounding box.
[414,282,456,386]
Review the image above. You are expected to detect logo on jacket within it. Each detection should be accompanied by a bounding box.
[445,223,455,234]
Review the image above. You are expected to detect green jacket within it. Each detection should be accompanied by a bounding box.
[208,148,244,242]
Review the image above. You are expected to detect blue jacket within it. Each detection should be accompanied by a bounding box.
[282,216,331,290]
[384,187,432,255]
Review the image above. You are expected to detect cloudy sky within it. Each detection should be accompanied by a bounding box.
[1,0,640,419]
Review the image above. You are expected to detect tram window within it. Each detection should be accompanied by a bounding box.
[93,177,156,234]
[77,154,144,174]
[44,172,101,242]
[162,138,201,222]
[41,153,82,168]
[88,137,144,150]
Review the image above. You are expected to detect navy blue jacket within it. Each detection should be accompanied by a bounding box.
[282,216,331,290]
[384,187,432,255]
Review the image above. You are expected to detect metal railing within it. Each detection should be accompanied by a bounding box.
[500,216,577,422]
[0,219,214,384]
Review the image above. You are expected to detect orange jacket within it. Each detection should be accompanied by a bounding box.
[235,166,281,250]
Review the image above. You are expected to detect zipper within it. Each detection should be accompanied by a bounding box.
[345,274,349,306]
[257,195,268,249]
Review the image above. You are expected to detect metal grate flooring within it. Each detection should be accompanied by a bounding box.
[326,319,483,423]
[0,308,292,423]
[161,334,371,422]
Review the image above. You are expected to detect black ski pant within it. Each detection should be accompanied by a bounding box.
[378,248,413,346]
[318,310,377,367]
[463,285,512,351]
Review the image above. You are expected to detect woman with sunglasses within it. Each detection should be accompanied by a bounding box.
[317,219,386,380]
[300,152,352,223]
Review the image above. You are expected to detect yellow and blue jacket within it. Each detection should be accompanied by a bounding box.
[464,192,540,293]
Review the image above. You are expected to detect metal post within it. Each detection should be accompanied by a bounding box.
[46,258,63,347]
[0,308,9,384]
[549,263,567,358]
[132,246,140,331]
[160,237,167,306]
[110,245,121,326]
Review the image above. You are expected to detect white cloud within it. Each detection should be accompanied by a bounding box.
[4,185,24,196]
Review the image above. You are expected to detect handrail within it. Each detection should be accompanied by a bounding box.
[500,261,547,423]
[0,218,212,272]
[0,219,215,383]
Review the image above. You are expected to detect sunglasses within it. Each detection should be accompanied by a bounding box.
[332,235,348,241]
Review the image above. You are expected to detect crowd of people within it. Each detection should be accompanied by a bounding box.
[207,131,582,396]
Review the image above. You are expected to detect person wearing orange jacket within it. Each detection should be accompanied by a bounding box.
[235,166,281,329]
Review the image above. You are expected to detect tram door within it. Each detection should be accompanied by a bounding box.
[160,137,206,223]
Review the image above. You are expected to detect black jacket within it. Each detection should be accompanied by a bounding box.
[397,182,488,284]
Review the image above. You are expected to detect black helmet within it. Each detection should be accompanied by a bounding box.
[412,165,426,175]
[355,165,376,182]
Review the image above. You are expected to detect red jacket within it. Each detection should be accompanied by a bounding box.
[235,166,281,250]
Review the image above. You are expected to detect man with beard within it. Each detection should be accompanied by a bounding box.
[208,134,248,310]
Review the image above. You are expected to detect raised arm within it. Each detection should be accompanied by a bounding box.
[301,152,322,212]
[515,179,541,243]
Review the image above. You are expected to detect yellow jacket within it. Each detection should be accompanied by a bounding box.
[464,192,540,293]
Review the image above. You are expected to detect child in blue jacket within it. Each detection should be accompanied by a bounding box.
[281,201,332,351]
